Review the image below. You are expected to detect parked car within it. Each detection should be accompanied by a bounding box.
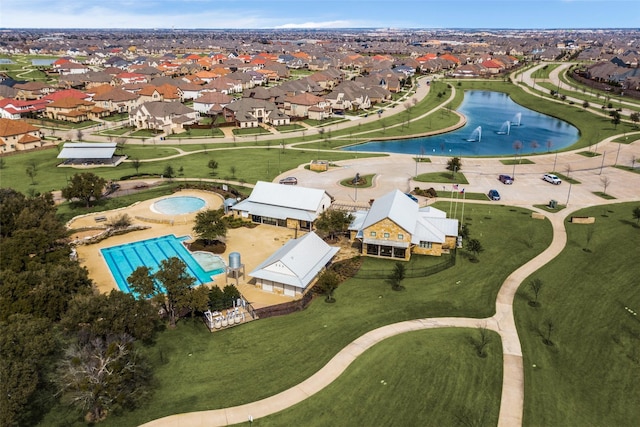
[279,176,298,185]
[405,193,418,202]
[542,173,562,185]
[499,174,514,184]
[488,189,501,201]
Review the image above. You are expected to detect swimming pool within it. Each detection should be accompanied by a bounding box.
[151,196,206,215]
[101,234,225,294]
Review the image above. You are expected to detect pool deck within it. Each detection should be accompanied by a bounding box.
[68,189,299,308]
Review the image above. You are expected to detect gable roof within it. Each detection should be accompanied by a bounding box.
[249,232,339,289]
[0,118,40,136]
[362,190,417,233]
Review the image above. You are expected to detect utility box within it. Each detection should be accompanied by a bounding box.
[549,199,557,209]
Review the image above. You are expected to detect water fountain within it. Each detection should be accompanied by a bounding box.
[497,121,511,135]
[466,126,482,142]
[511,112,522,126]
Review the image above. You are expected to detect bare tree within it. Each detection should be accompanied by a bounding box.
[546,139,553,153]
[471,325,492,357]
[564,163,573,178]
[600,175,611,195]
[528,278,543,307]
[542,318,554,346]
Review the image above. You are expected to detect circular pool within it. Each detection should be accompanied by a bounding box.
[151,196,206,215]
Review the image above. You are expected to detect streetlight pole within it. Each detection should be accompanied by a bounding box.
[553,151,558,173]
[599,151,606,175]
[566,182,572,206]
[615,143,621,166]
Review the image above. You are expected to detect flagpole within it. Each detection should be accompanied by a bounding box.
[460,189,466,225]
[454,189,459,219]
[449,186,454,216]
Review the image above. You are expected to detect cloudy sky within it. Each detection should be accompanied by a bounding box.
[1,0,638,29]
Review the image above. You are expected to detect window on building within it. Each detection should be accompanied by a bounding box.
[398,233,404,240]
[419,241,432,249]
[370,231,376,237]
[383,232,390,238]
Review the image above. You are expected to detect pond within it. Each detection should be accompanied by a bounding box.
[342,90,580,156]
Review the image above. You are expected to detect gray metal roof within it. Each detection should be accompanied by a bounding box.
[231,200,316,222]
[249,232,339,290]
[249,181,329,211]
[57,142,117,159]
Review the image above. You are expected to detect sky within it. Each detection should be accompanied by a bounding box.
[1,0,638,30]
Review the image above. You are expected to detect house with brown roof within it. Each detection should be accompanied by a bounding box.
[13,82,57,100]
[137,84,182,103]
[0,118,43,153]
[129,101,199,133]
[193,92,233,115]
[45,97,108,122]
[92,87,140,113]
[284,92,331,120]
[222,98,289,128]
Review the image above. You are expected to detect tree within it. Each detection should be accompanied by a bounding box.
[631,112,639,129]
[314,209,354,241]
[25,160,38,185]
[632,206,640,224]
[193,208,227,245]
[187,285,211,318]
[528,278,543,307]
[76,129,84,141]
[530,140,540,152]
[582,100,589,109]
[230,165,237,178]
[388,262,406,291]
[61,172,107,208]
[471,325,491,358]
[446,156,462,173]
[153,257,196,327]
[0,314,57,427]
[564,163,573,178]
[163,164,175,179]
[127,266,156,299]
[610,110,621,129]
[600,175,611,195]
[61,291,159,343]
[546,139,553,153]
[131,158,142,175]
[315,270,340,302]
[207,159,219,176]
[56,335,152,423]
[466,238,484,261]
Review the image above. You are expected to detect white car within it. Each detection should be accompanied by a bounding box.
[543,173,562,185]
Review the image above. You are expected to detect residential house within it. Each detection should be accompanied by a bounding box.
[249,231,339,297]
[129,101,199,133]
[231,181,332,231]
[0,98,48,119]
[137,84,182,103]
[92,87,140,114]
[284,92,331,120]
[325,81,372,112]
[349,190,459,259]
[222,98,289,128]
[193,92,233,115]
[45,97,108,122]
[13,81,57,100]
[0,118,43,153]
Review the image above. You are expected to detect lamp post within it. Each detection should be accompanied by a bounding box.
[566,182,573,206]
[599,151,606,175]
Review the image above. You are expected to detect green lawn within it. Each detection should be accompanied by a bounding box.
[255,329,503,427]
[414,171,469,185]
[39,202,552,426]
[0,146,386,195]
[515,203,640,426]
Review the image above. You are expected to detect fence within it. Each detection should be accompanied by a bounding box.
[354,250,457,280]
[253,291,315,319]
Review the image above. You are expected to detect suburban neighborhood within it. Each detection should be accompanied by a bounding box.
[1,23,639,427]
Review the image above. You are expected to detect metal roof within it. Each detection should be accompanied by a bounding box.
[249,232,339,289]
[231,200,316,222]
[57,142,117,159]
[248,181,329,212]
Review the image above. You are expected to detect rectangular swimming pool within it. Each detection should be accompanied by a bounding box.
[101,234,225,294]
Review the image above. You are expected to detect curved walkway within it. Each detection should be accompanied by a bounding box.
[142,205,578,427]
